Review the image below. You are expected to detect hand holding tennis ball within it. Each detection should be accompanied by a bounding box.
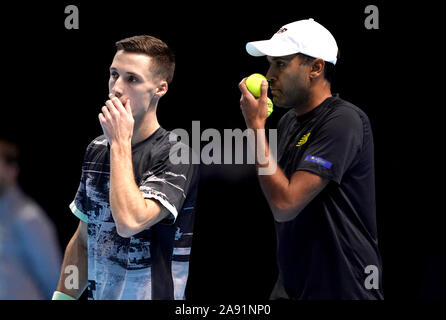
[245,73,273,117]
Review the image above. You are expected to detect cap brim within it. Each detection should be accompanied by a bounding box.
[246,39,299,57]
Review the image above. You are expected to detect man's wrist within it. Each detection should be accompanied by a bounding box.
[110,140,132,153]
[246,121,266,130]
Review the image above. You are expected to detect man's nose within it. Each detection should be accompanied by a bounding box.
[112,91,122,99]
[110,78,123,98]
[266,67,276,85]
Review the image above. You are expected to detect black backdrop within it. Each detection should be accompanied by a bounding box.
[1,0,444,304]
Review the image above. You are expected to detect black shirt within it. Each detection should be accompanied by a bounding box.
[271,95,383,300]
[71,127,199,299]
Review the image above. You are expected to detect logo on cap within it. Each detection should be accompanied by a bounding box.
[275,27,288,35]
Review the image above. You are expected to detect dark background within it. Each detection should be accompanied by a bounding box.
[1,0,444,302]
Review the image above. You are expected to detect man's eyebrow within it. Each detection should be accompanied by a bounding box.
[109,67,143,78]
[267,57,284,63]
[267,55,297,63]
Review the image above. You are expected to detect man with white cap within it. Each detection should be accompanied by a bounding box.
[239,19,383,299]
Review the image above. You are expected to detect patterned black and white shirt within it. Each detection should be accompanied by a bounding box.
[70,127,199,300]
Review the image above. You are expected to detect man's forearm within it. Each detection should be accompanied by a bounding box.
[56,232,87,299]
[251,128,328,222]
[109,142,159,237]
[249,128,293,212]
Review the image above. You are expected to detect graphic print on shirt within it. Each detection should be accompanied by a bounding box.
[71,131,198,300]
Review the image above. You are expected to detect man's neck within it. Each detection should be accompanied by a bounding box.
[131,109,160,146]
[295,86,332,117]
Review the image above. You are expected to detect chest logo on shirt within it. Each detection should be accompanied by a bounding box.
[296,132,311,147]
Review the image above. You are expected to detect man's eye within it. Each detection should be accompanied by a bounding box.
[110,72,119,79]
[128,76,138,83]
[269,61,285,68]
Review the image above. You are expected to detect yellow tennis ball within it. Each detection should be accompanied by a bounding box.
[245,73,274,118]
[267,97,274,118]
[246,73,267,98]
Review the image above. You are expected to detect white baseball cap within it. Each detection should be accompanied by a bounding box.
[246,18,338,65]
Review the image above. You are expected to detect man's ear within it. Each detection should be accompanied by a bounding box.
[155,80,168,99]
[310,58,325,80]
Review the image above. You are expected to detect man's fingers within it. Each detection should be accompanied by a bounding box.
[98,112,106,123]
[239,77,259,110]
[260,80,268,100]
[108,94,127,114]
[124,99,132,114]
[112,97,128,114]
[238,78,250,96]
[105,100,115,112]
[102,105,112,119]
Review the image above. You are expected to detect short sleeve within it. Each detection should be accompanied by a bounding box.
[69,144,93,223]
[295,107,363,184]
[70,182,88,223]
[139,144,198,223]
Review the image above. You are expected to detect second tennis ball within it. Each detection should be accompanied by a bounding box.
[267,97,273,118]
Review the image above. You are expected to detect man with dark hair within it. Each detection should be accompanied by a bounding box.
[296,52,338,85]
[0,138,62,299]
[239,19,383,299]
[53,35,199,300]
[115,35,176,84]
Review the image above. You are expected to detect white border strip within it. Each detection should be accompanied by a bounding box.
[140,189,178,222]
[69,201,88,223]
[173,247,191,255]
